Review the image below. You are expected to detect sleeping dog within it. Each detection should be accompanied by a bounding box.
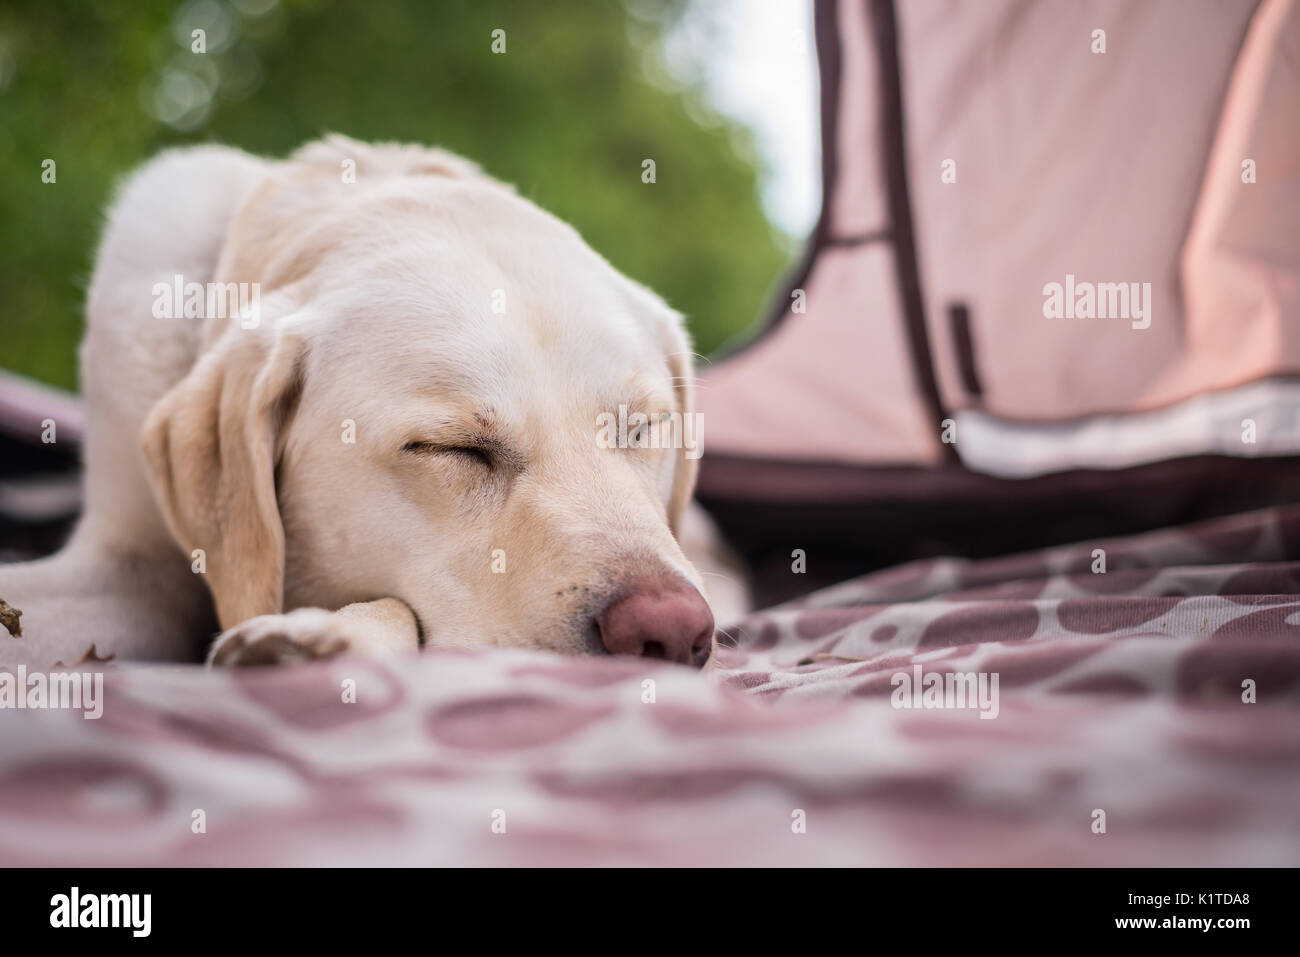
[0,136,744,669]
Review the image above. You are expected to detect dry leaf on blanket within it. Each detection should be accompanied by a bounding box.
[0,598,21,638]
[795,653,872,666]
[52,644,116,668]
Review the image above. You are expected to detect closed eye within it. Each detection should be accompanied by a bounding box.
[402,441,494,468]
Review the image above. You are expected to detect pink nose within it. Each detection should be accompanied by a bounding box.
[596,577,715,668]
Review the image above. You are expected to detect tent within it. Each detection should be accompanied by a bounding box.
[697,0,1300,600]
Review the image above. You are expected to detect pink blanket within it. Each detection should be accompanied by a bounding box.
[3,505,1299,866]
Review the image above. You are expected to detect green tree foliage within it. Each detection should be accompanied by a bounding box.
[0,0,791,389]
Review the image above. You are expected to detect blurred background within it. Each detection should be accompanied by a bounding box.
[0,0,819,391]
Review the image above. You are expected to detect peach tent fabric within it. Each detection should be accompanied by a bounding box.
[699,0,1300,476]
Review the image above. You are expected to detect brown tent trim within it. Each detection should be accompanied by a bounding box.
[824,229,892,248]
[697,450,1300,505]
[867,0,956,462]
[709,0,843,362]
[707,452,1300,600]
[947,303,984,398]
[698,451,1300,603]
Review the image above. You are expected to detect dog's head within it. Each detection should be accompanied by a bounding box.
[141,136,714,666]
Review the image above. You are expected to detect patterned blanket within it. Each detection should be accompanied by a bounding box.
[2,504,1299,866]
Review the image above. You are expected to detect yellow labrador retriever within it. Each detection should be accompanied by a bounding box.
[0,136,737,669]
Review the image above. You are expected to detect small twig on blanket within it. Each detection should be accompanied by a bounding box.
[796,652,872,666]
[0,598,21,638]
[52,644,116,668]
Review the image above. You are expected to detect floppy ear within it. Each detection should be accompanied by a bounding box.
[140,325,306,631]
[662,316,699,538]
[615,277,700,537]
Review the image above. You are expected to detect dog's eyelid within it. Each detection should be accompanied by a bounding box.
[401,433,528,473]
[623,411,675,432]
[401,440,494,466]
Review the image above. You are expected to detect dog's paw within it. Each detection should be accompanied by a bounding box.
[207,608,351,667]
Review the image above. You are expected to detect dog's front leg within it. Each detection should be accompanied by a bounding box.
[207,598,420,667]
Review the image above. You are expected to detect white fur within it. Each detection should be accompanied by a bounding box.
[0,136,747,668]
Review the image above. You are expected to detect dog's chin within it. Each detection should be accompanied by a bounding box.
[412,619,602,658]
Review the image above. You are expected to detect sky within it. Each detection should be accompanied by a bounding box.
[658,1,821,239]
